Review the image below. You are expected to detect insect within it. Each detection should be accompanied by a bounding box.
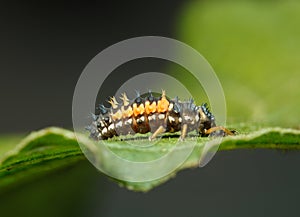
[86,90,235,141]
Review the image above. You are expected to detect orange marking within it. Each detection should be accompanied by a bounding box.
[122,106,133,118]
[133,103,145,116]
[157,97,169,113]
[145,101,157,114]
[112,109,122,121]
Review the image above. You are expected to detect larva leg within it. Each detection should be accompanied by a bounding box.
[179,124,188,141]
[149,126,166,141]
[205,126,235,136]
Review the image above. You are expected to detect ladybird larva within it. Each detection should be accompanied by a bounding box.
[86,90,235,140]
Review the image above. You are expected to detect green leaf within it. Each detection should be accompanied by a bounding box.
[0,128,85,193]
[0,126,300,193]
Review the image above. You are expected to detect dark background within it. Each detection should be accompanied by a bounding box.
[1,1,299,217]
[0,1,182,133]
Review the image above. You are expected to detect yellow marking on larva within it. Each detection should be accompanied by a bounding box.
[120,93,130,106]
[157,90,169,113]
[108,96,118,109]
[111,109,122,121]
[122,106,133,118]
[133,103,145,116]
[145,101,157,114]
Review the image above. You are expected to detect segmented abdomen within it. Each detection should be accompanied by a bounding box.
[87,90,215,140]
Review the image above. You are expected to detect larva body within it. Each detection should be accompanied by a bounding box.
[87,91,233,140]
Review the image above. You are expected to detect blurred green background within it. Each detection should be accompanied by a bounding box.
[178,0,300,127]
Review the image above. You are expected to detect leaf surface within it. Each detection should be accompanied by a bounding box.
[0,127,299,192]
